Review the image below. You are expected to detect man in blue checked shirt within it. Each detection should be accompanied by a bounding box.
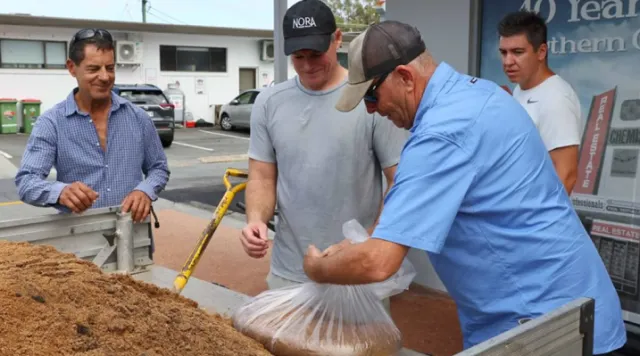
[15,28,170,224]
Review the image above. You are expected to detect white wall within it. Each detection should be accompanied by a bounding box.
[386,0,475,293]
[0,24,296,124]
[138,31,291,122]
[386,0,473,74]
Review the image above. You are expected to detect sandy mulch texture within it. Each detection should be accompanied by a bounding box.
[391,283,463,356]
[0,241,273,356]
[152,209,465,355]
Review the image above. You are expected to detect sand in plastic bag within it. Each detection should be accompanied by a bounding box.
[342,219,417,300]
[232,282,403,356]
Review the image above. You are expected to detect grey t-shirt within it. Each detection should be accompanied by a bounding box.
[248,76,409,283]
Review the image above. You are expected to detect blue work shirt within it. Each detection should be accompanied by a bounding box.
[15,89,170,212]
[373,62,626,354]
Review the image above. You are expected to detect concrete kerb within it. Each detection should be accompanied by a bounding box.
[198,154,249,164]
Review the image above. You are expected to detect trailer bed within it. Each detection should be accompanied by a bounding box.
[132,265,426,356]
[0,206,596,356]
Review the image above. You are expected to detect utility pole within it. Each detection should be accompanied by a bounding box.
[273,0,288,84]
[142,0,148,23]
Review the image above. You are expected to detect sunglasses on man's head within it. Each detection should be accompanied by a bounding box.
[69,28,113,50]
[363,72,390,103]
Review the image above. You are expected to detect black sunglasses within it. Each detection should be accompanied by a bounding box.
[69,28,113,52]
[363,72,390,103]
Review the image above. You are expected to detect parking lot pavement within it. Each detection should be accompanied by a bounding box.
[0,127,252,217]
[0,134,27,168]
[0,127,250,170]
[165,128,250,167]
[0,178,19,203]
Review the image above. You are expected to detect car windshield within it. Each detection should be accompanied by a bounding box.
[118,90,168,105]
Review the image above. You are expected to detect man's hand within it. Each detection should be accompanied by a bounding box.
[58,182,99,213]
[121,190,152,223]
[321,239,353,257]
[305,240,356,281]
[240,221,270,258]
[304,245,324,282]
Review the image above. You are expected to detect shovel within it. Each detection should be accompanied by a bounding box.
[172,168,248,294]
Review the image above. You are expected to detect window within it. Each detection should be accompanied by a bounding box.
[0,39,67,69]
[235,91,255,105]
[338,52,349,68]
[160,45,226,73]
[118,90,168,105]
[249,91,260,104]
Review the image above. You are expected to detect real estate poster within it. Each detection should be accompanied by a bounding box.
[478,0,640,320]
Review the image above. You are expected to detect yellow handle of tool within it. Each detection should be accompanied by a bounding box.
[173,168,248,294]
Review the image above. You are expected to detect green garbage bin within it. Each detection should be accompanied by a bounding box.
[21,99,42,134]
[0,98,18,134]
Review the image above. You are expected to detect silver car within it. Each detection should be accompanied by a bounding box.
[219,89,263,131]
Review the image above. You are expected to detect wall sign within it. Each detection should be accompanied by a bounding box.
[479,0,640,321]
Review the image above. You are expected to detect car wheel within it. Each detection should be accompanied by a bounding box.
[220,114,233,131]
[161,137,173,148]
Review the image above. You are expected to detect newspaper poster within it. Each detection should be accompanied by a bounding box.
[478,0,640,320]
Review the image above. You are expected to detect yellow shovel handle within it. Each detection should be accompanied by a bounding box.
[173,168,248,294]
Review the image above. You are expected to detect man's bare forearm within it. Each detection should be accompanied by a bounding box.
[555,165,577,195]
[549,146,578,195]
[369,183,391,235]
[307,238,408,285]
[245,177,277,224]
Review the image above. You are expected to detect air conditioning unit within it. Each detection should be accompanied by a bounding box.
[116,40,143,65]
[260,40,274,61]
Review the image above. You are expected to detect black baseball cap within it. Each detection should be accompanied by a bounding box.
[283,0,337,55]
[336,21,426,112]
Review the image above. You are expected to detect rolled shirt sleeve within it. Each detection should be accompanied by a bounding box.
[372,132,478,253]
[15,115,68,208]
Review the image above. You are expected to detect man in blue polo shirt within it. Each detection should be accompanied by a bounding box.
[302,21,627,355]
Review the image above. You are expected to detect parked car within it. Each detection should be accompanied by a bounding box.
[219,88,263,131]
[112,84,175,147]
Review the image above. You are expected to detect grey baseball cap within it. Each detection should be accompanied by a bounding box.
[336,21,426,112]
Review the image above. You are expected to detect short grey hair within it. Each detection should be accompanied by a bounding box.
[408,51,435,75]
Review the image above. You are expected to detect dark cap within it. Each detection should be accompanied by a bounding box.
[283,0,337,55]
[336,20,426,112]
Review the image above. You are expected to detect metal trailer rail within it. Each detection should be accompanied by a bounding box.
[457,298,594,356]
[0,206,152,273]
[0,207,595,356]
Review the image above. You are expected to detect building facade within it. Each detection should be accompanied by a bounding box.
[0,14,297,124]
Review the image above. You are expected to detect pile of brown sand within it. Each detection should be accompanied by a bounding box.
[0,241,273,356]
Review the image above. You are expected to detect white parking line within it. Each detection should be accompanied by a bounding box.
[0,150,13,159]
[173,141,215,152]
[198,130,250,141]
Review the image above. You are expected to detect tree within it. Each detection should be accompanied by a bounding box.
[326,0,382,32]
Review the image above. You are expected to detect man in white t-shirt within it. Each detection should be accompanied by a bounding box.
[498,10,582,194]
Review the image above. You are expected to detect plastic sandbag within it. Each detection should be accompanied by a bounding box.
[232,282,403,356]
[342,219,417,300]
